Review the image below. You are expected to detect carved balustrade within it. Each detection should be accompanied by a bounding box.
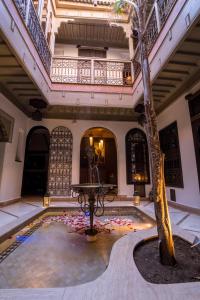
[13,0,51,73]
[51,57,132,86]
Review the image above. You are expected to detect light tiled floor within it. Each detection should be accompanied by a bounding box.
[0,211,17,227]
[179,214,200,235]
[0,198,200,240]
[0,202,38,217]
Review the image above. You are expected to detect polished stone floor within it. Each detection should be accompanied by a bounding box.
[0,197,199,290]
[0,211,152,289]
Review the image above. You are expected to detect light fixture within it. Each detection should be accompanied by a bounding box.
[94,137,105,160]
[99,139,104,151]
[89,133,94,147]
[29,98,47,121]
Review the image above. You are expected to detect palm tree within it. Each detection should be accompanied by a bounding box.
[114,0,176,265]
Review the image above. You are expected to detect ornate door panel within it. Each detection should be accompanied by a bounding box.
[48,127,72,196]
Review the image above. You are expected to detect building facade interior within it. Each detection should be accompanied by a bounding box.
[0,0,200,298]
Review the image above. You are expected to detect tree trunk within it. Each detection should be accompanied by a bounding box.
[139,32,176,266]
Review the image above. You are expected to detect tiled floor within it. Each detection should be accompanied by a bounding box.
[0,198,200,238]
[139,200,200,238]
[0,211,17,227]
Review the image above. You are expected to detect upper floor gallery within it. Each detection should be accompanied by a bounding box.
[0,0,200,121]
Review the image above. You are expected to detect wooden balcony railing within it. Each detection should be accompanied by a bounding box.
[51,57,132,86]
[13,0,51,73]
[133,0,177,80]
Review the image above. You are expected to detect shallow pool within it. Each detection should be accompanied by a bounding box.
[0,207,155,288]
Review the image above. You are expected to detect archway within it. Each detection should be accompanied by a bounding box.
[21,126,50,196]
[125,128,150,196]
[80,127,117,185]
[48,126,73,196]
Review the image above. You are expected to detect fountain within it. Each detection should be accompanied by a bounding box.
[71,136,116,241]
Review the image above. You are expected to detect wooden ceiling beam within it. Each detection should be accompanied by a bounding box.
[176,50,200,57]
[153,83,176,88]
[157,76,182,82]
[169,60,197,67]
[162,69,189,75]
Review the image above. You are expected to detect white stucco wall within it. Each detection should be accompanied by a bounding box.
[157,89,200,209]
[107,48,129,60]
[1,88,200,207]
[54,44,129,60]
[0,93,28,202]
[28,118,150,198]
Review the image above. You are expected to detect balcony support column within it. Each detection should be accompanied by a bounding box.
[155,0,161,32]
[38,0,45,21]
[124,24,134,83]
[25,0,31,25]
[91,59,94,84]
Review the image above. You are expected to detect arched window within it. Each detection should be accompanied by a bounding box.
[48,126,73,196]
[126,128,150,185]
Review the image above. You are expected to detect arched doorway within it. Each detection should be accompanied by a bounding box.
[48,126,73,196]
[80,127,117,185]
[21,126,50,196]
[126,128,150,196]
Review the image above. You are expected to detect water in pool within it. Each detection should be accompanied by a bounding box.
[0,208,154,288]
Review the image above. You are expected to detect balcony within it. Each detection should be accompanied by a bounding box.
[51,57,132,86]
[12,0,177,87]
[133,0,177,79]
[13,0,51,73]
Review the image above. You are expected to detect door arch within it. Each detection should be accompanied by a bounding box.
[21,126,50,196]
[80,127,117,185]
[48,126,73,196]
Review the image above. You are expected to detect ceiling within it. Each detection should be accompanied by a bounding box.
[56,22,129,48]
[0,36,44,116]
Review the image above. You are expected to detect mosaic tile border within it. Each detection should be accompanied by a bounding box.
[0,221,42,264]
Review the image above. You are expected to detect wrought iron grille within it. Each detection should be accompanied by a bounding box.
[13,0,51,73]
[27,1,51,73]
[132,49,141,80]
[146,8,159,54]
[157,0,177,27]
[48,127,73,196]
[132,0,177,80]
[14,0,28,20]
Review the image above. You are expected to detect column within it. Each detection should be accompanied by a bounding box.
[38,0,44,21]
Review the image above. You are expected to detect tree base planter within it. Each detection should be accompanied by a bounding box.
[85,229,98,242]
[134,235,200,284]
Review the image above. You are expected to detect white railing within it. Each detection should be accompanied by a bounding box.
[51,57,132,86]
